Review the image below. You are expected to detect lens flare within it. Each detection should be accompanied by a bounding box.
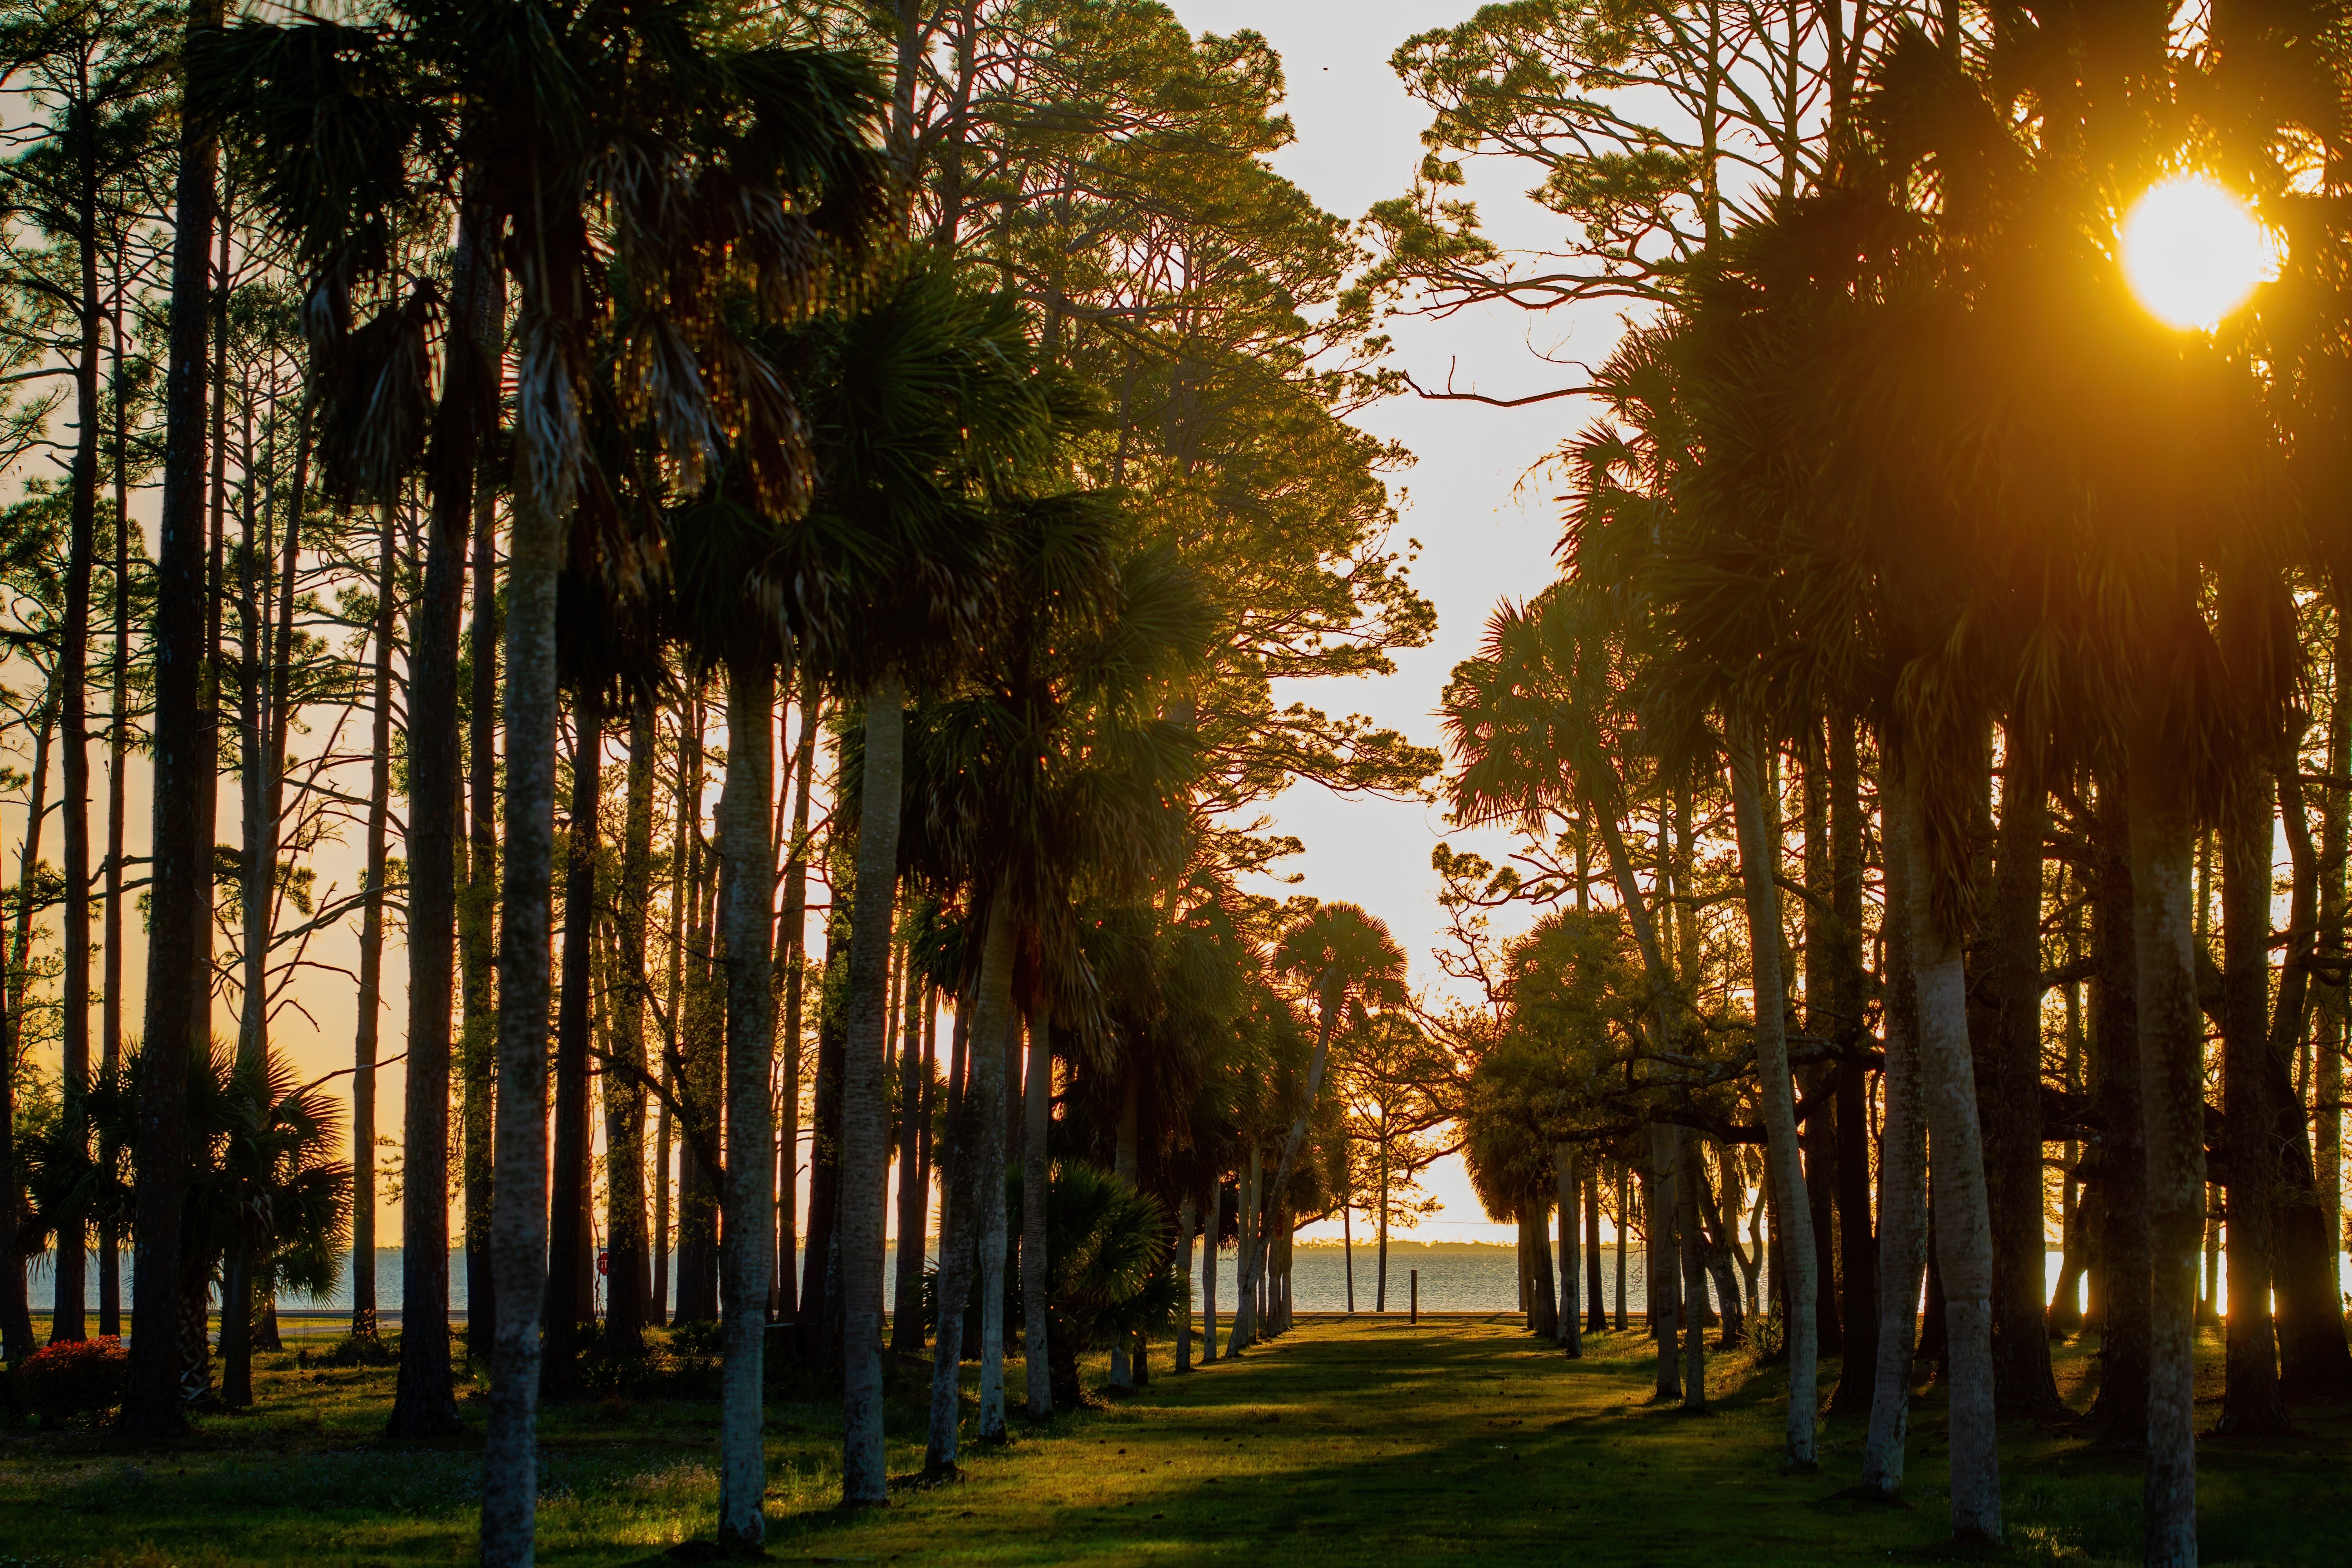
[2120,176,2280,331]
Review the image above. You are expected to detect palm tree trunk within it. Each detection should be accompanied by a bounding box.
[1680,1134,1707,1408]
[2219,748,2288,1433]
[927,894,1013,1475]
[1863,784,1928,1497]
[1376,1136,1390,1312]
[2087,769,2151,1443]
[1648,1131,1680,1399]
[840,672,906,1506]
[975,994,1014,1442]
[604,687,657,1358]
[2127,727,2202,1568]
[1230,988,1340,1357]
[479,436,567,1568]
[1726,717,1819,1469]
[122,0,219,1440]
[1890,750,2002,1542]
[0,686,55,1362]
[716,653,779,1545]
[460,470,501,1351]
[544,691,604,1392]
[1024,1009,1053,1415]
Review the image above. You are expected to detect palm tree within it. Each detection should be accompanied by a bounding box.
[1227,903,1404,1355]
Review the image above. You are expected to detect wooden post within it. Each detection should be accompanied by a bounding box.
[1410,1269,1418,1324]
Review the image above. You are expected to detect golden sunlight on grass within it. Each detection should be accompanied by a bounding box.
[2120,174,2280,330]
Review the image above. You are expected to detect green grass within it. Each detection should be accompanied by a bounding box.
[1,1316,2345,1565]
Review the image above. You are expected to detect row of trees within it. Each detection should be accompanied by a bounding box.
[1378,0,2352,1561]
[0,0,1444,1557]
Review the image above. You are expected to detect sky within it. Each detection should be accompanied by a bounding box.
[3,0,1641,1261]
[1166,0,1627,1241]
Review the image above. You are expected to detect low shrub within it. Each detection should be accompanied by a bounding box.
[14,1335,129,1425]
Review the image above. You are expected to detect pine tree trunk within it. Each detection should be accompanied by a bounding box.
[2127,728,2203,1568]
[1615,1164,1629,1332]
[840,674,906,1505]
[1891,752,2002,1542]
[716,655,779,1545]
[98,238,136,1339]
[1987,724,2061,1414]
[426,203,500,1372]
[2088,769,2152,1444]
[0,689,54,1362]
[1024,1010,1053,1416]
[891,976,930,1350]
[479,426,567,1567]
[460,465,501,1351]
[53,133,102,1348]
[603,688,657,1357]
[351,507,397,1348]
[544,691,604,1393]
[1828,713,1876,1402]
[776,690,818,1323]
[120,0,220,1438]
[1727,718,1818,1467]
[2219,749,2288,1432]
[1863,781,1928,1496]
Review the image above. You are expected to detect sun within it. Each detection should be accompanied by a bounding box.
[2119,176,2281,331]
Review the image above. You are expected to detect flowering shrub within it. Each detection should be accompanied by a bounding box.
[14,1335,129,1423]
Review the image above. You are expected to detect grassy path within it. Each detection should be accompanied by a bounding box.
[1,1317,2346,1564]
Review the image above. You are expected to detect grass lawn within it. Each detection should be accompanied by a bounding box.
[1,1315,2345,1565]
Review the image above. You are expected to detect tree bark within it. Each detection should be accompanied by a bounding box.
[1891,751,2001,1543]
[1558,1146,1581,1356]
[350,505,397,1350]
[1828,713,1876,1405]
[479,435,566,1567]
[840,673,906,1505]
[1680,1134,1707,1408]
[2127,725,2203,1568]
[1024,1009,1053,1416]
[1176,1189,1197,1371]
[1586,1168,1606,1335]
[1727,717,1819,1468]
[544,691,604,1393]
[1987,723,2062,1415]
[1863,766,1928,1496]
[460,459,501,1352]
[927,892,1013,1474]
[775,687,818,1323]
[0,689,55,1362]
[2088,768,2151,1445]
[603,687,657,1357]
[2218,750,2288,1432]
[716,655,779,1546]
[121,0,221,1441]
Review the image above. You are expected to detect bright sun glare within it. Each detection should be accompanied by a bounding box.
[2120,176,2280,331]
